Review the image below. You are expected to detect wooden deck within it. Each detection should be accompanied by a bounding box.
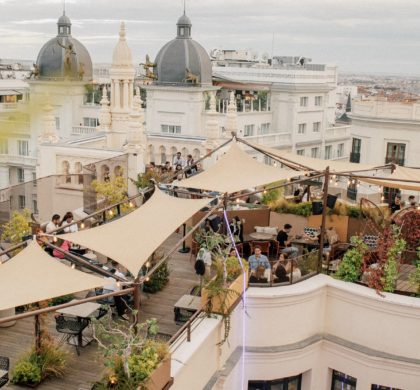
[396,263,417,294]
[1,232,198,389]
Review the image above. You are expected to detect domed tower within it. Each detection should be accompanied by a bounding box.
[144,10,218,159]
[36,12,92,81]
[154,11,212,86]
[30,12,95,142]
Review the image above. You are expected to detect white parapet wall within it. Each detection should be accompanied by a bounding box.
[170,274,420,390]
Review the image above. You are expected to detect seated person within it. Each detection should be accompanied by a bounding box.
[274,262,289,283]
[285,259,302,281]
[248,245,271,272]
[277,224,298,258]
[249,265,268,284]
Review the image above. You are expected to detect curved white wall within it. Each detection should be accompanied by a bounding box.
[171,275,420,390]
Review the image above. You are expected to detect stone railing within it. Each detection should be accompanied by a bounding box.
[325,125,350,140]
[243,132,292,147]
[71,126,97,136]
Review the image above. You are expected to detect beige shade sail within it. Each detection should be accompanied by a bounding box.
[179,142,305,193]
[358,166,420,191]
[245,140,379,173]
[0,241,109,311]
[61,188,210,276]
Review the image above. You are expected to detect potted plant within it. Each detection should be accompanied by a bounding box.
[196,229,249,344]
[11,337,69,387]
[92,314,170,390]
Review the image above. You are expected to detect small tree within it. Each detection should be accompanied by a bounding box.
[91,176,128,207]
[336,236,368,282]
[1,209,31,245]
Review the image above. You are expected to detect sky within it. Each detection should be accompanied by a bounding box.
[1,0,420,75]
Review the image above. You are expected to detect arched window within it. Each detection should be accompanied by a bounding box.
[170,147,177,164]
[193,148,201,161]
[148,145,155,163]
[101,165,110,182]
[114,165,123,177]
[181,147,189,158]
[159,146,167,165]
[74,162,83,185]
[61,160,71,184]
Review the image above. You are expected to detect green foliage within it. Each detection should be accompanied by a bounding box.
[11,360,42,385]
[133,169,165,189]
[93,315,169,389]
[260,181,285,207]
[92,176,128,207]
[409,249,420,295]
[347,206,362,218]
[48,294,74,306]
[11,339,68,385]
[143,262,170,293]
[300,250,318,276]
[274,199,313,217]
[383,229,406,293]
[1,208,31,244]
[336,236,368,282]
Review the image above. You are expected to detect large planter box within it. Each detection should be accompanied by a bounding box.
[143,356,171,390]
[201,271,248,315]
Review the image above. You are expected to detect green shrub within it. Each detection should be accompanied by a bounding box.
[143,262,170,293]
[48,294,74,306]
[336,237,368,282]
[347,206,361,218]
[383,236,406,293]
[12,360,42,385]
[409,250,420,296]
[274,199,312,217]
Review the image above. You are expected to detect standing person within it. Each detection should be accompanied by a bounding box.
[229,216,243,243]
[172,151,184,168]
[277,224,298,258]
[61,212,78,233]
[185,154,194,167]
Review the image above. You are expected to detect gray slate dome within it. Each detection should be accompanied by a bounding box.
[154,12,212,86]
[36,12,92,81]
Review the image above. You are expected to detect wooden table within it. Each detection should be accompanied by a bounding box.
[249,232,276,241]
[57,300,101,347]
[290,238,318,255]
[174,295,201,324]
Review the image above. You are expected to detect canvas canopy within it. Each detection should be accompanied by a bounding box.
[0,241,109,311]
[245,140,378,173]
[61,188,210,276]
[358,166,420,191]
[179,142,304,193]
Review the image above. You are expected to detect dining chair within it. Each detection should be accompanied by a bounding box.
[250,241,270,257]
[55,314,90,356]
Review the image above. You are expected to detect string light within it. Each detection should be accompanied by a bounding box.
[145,261,151,268]
[80,222,85,229]
[117,281,121,288]
[71,263,76,269]
[108,209,114,217]
[273,162,277,167]
[53,236,57,243]
[128,201,134,208]
[263,189,267,195]
[144,276,150,282]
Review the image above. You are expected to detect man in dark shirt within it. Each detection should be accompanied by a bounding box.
[277,223,298,258]
[390,195,401,214]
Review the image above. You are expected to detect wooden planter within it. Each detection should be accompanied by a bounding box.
[201,271,248,315]
[142,356,171,390]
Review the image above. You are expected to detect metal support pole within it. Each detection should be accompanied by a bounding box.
[318,167,330,273]
[178,223,190,253]
[35,314,41,352]
[132,278,141,329]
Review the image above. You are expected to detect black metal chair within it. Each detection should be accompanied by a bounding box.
[0,356,10,388]
[55,314,90,355]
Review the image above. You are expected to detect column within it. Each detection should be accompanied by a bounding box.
[123,80,129,111]
[111,82,115,108]
[128,81,133,108]
[114,80,121,110]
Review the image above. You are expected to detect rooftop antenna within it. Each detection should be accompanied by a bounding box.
[271,32,275,60]
[63,0,66,14]
[183,0,186,14]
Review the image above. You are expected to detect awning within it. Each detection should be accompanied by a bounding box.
[245,140,378,173]
[61,188,210,276]
[358,166,420,191]
[179,142,304,193]
[0,90,22,96]
[0,241,109,311]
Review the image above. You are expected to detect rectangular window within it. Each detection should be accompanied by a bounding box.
[350,138,361,163]
[18,140,29,156]
[33,200,38,214]
[385,142,405,166]
[297,149,305,156]
[315,96,323,106]
[17,168,24,183]
[161,124,181,134]
[298,123,306,134]
[311,147,319,158]
[0,139,8,154]
[371,386,404,390]
[331,370,357,390]
[260,123,270,134]
[312,122,321,132]
[337,143,344,158]
[244,124,255,137]
[248,374,302,390]
[83,117,98,127]
[325,145,332,159]
[18,195,25,209]
[32,172,37,187]
[300,96,308,107]
[55,117,60,130]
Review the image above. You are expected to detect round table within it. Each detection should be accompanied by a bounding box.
[249,232,276,241]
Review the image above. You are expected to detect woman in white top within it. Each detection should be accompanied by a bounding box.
[285,258,302,282]
[61,212,78,233]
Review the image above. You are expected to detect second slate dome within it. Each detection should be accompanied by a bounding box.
[36,12,92,81]
[154,12,212,86]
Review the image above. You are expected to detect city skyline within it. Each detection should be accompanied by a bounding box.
[1,0,420,74]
